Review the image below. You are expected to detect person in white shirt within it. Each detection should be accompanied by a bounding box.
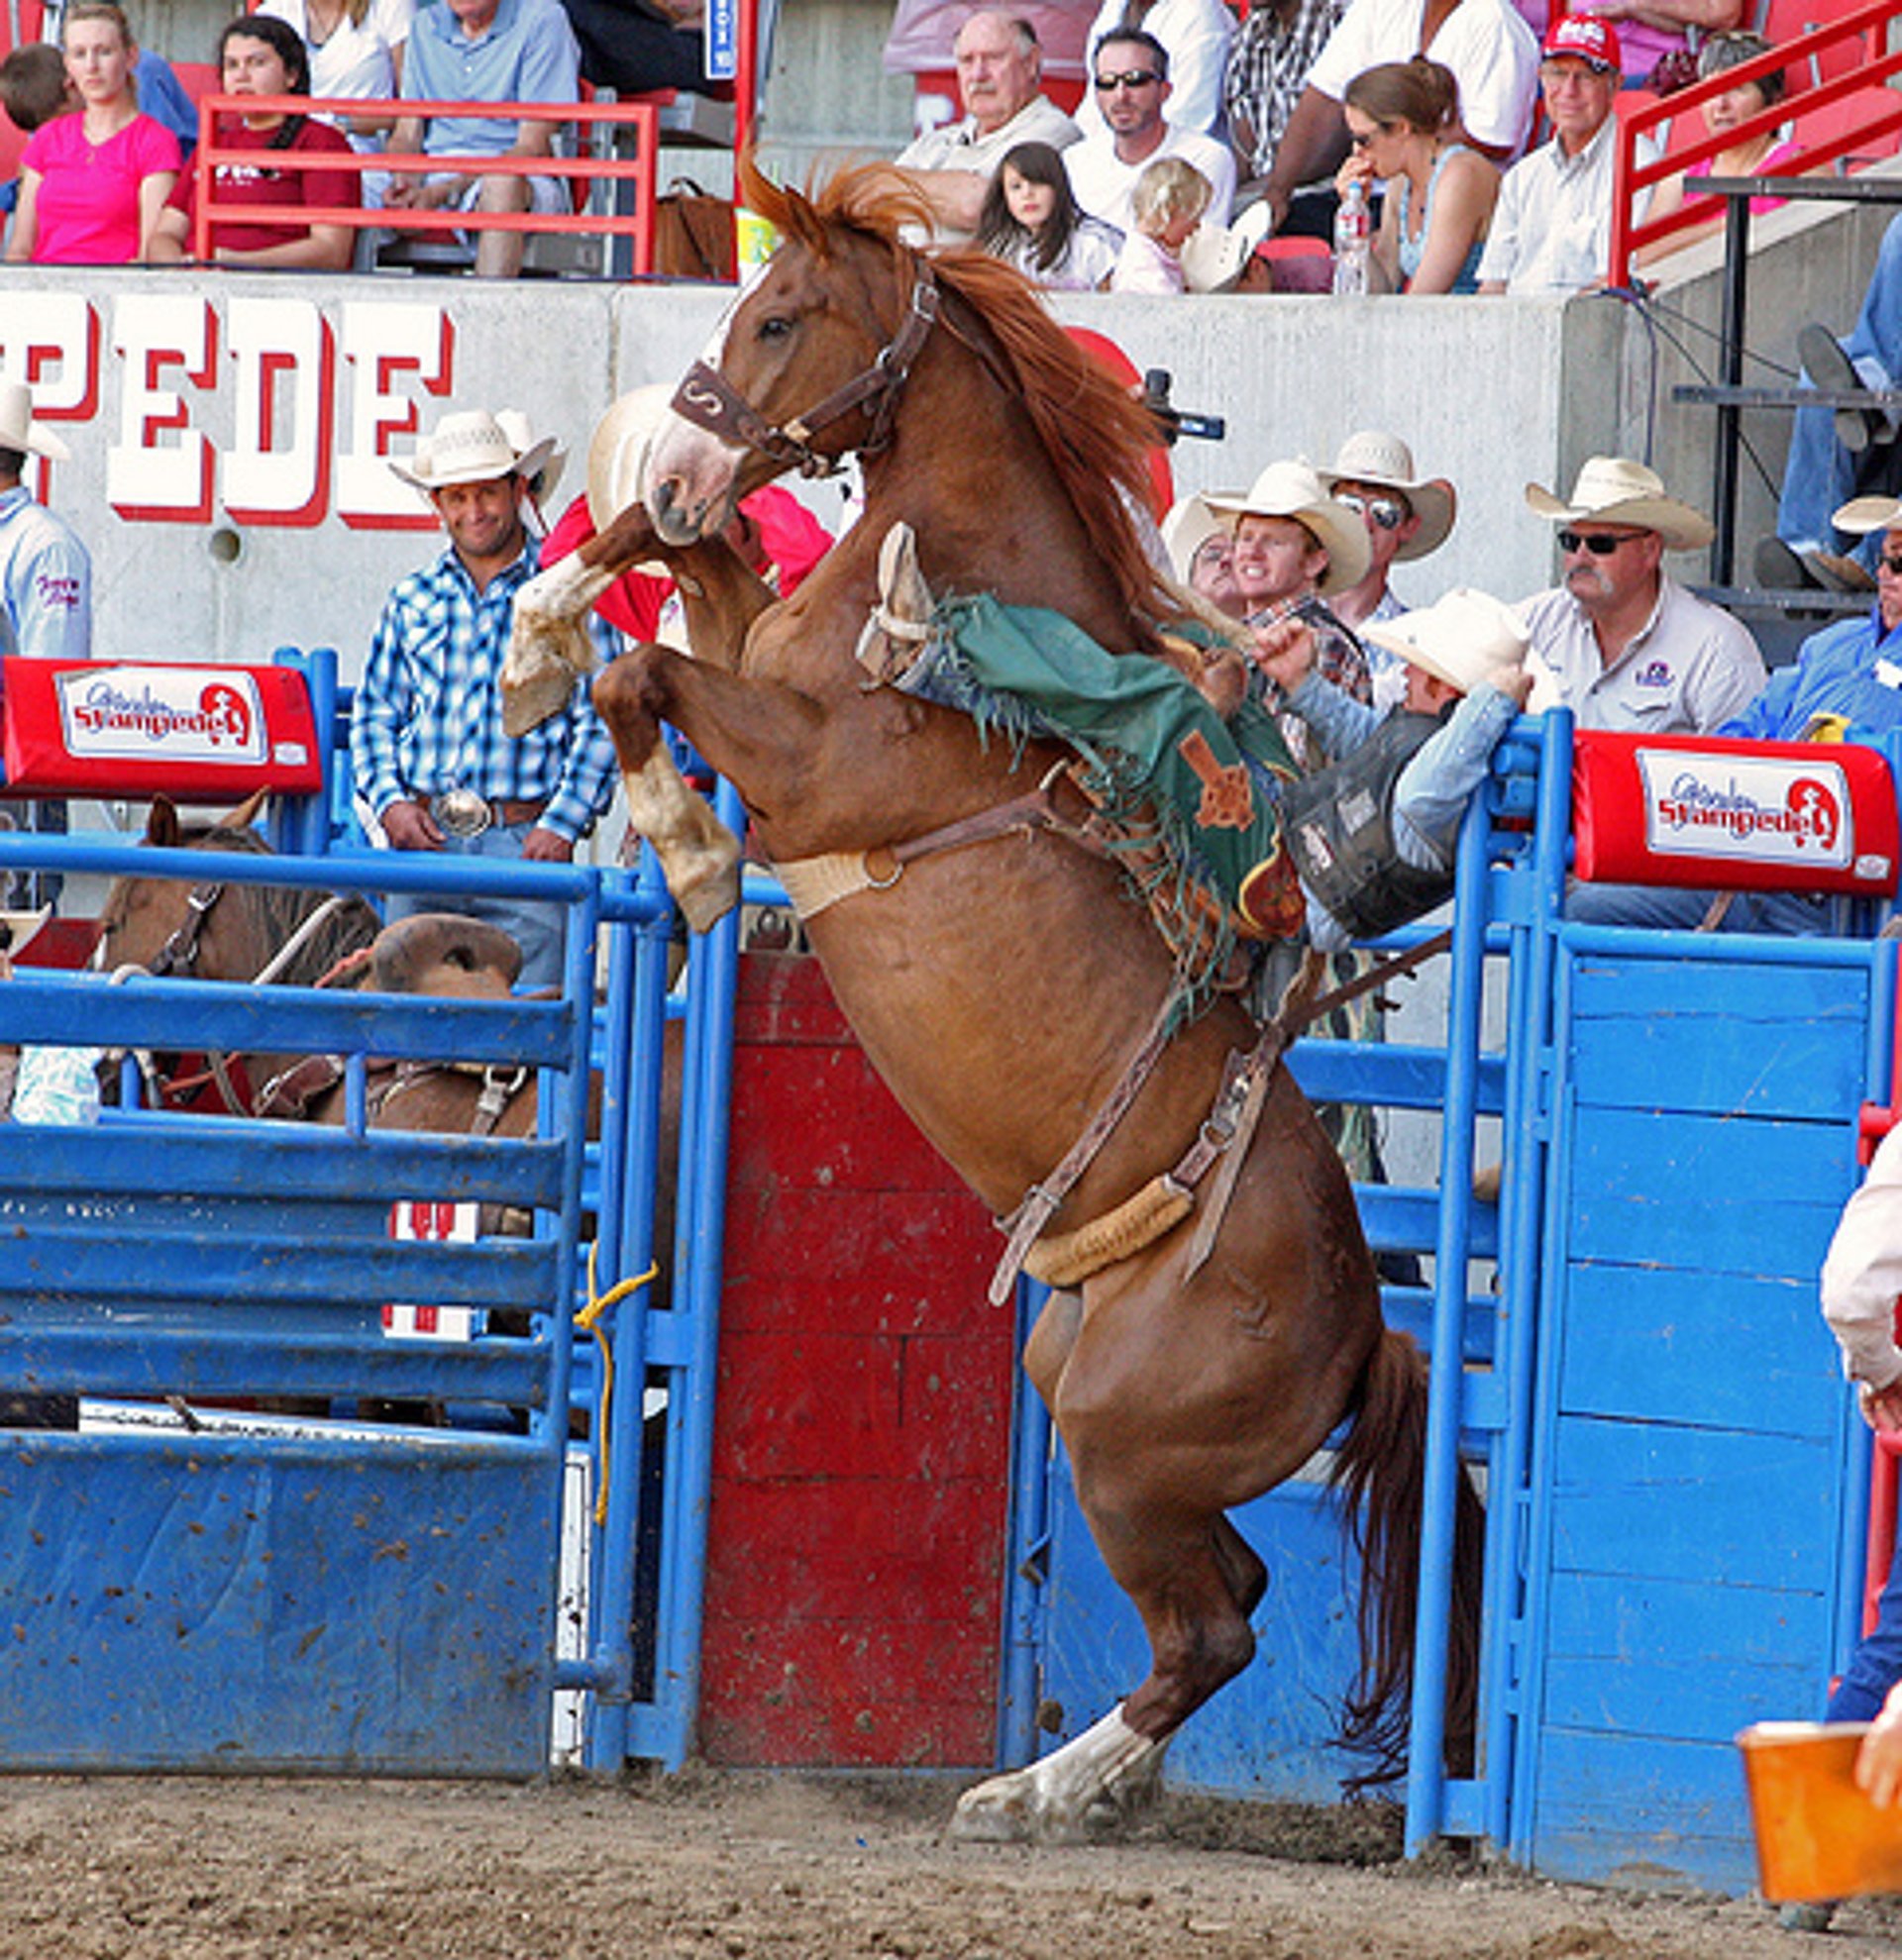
[1257,0,1538,234]
[260,0,415,152]
[1066,27,1234,234]
[1477,15,1631,297]
[892,8,1081,242]
[1072,0,1232,140]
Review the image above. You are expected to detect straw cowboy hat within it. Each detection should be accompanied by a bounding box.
[0,381,69,463]
[586,383,674,533]
[1180,203,1275,295]
[389,408,558,493]
[1364,587,1533,699]
[1316,430,1456,562]
[1524,456,1715,552]
[1833,493,1902,536]
[1205,459,1372,595]
[494,409,568,506]
[1160,493,1229,582]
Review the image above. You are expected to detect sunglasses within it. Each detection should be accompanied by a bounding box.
[1882,554,1902,575]
[1094,68,1161,89]
[1336,490,1408,530]
[1347,123,1392,149]
[1557,528,1638,557]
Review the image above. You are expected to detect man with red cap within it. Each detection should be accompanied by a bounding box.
[1478,15,1636,296]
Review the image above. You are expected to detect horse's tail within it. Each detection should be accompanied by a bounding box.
[1327,1326,1484,1793]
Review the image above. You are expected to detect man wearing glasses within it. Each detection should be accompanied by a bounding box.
[1066,29,1234,234]
[1517,455,1764,734]
[891,8,1079,242]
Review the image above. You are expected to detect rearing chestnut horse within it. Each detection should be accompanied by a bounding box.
[503,158,1480,1839]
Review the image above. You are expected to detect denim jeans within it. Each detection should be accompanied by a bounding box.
[382,818,570,991]
[1830,1534,1902,1721]
[1777,214,1902,567]
[1564,881,1836,935]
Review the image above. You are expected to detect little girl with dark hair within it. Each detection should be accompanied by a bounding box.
[977,141,1120,292]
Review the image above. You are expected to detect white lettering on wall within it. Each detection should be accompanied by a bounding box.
[108,295,218,522]
[224,296,334,528]
[337,300,456,531]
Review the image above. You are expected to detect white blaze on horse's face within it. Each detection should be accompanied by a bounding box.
[644,282,756,547]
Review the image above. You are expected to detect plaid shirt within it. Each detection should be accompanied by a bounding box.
[1223,0,1349,178]
[351,536,619,843]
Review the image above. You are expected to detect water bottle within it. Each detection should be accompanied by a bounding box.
[11,1044,103,1125]
[1332,179,1371,297]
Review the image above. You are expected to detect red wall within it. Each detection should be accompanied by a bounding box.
[697,952,1014,1768]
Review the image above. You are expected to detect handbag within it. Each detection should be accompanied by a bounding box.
[654,178,736,280]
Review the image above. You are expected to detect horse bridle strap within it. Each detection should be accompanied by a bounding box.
[149,879,226,979]
[671,259,942,478]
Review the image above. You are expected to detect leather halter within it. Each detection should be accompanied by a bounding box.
[147,879,226,979]
[670,257,942,479]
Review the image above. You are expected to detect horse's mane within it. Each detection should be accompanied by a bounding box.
[739,155,1179,638]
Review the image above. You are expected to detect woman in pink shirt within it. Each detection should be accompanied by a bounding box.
[5,0,180,264]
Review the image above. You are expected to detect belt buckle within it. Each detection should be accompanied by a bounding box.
[431,788,491,839]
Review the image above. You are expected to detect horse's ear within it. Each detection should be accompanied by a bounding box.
[225,788,268,834]
[740,152,822,255]
[145,795,181,848]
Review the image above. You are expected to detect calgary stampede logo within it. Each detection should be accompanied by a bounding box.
[1645,758,1849,865]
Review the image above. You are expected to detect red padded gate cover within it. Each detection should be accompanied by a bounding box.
[1571,729,1899,895]
[1,658,323,798]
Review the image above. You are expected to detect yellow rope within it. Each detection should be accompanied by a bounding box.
[577,1245,660,1528]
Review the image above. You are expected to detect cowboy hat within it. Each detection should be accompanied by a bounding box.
[1316,430,1457,562]
[1524,455,1715,552]
[1833,493,1902,537]
[389,409,558,493]
[1180,202,1274,296]
[585,383,676,533]
[1160,493,1229,582]
[1205,459,1371,595]
[1363,587,1532,699]
[494,409,568,505]
[0,381,69,463]
[0,906,52,958]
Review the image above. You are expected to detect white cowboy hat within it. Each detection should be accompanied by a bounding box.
[1316,430,1456,563]
[494,409,568,505]
[1524,455,1714,552]
[1160,493,1228,583]
[1363,587,1531,699]
[389,409,558,493]
[1834,493,1902,537]
[0,381,70,462]
[1204,459,1372,595]
[0,906,52,958]
[586,382,676,533]
[1180,203,1274,296]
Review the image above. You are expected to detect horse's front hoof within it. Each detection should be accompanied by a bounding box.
[670,852,742,935]
[949,1769,1087,1847]
[500,646,576,738]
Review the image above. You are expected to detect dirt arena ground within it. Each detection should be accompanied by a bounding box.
[4,1768,1900,1959]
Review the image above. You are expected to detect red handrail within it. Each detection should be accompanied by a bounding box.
[187,92,662,274]
[1610,0,1902,288]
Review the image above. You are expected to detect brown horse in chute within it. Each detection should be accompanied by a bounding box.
[502,157,1481,1839]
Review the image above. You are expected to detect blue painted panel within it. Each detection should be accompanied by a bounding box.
[1529,1727,1757,1894]
[1556,1265,1846,1437]
[1541,1651,1823,1743]
[1546,1567,1834,1677]
[1562,1109,1851,1279]
[1038,1465,1363,1803]
[0,1432,558,1774]
[1565,957,1868,1122]
[1548,1417,1836,1593]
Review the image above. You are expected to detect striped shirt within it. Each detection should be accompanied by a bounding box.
[351,535,618,842]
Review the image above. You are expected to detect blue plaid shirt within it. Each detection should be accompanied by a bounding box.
[352,535,619,843]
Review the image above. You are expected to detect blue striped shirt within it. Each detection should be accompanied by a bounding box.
[351,535,618,843]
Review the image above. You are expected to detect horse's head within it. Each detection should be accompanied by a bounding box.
[646,161,936,545]
[92,792,267,977]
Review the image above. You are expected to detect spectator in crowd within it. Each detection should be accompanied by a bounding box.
[1073,0,1232,141]
[1756,221,1902,595]
[259,0,416,160]
[1224,0,1347,203]
[1476,15,1630,296]
[1110,153,1209,292]
[148,15,356,270]
[1067,28,1234,234]
[4,1,179,265]
[352,407,619,990]
[1637,34,1794,270]
[891,9,1080,244]
[1162,493,1245,616]
[1336,56,1497,293]
[1518,454,1765,734]
[1255,0,1538,237]
[0,380,89,911]
[1566,0,1744,91]
[382,0,581,278]
[556,0,716,100]
[1253,586,1533,948]
[976,139,1121,289]
[1317,429,1456,705]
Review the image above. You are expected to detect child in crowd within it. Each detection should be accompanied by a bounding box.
[4,1,180,264]
[976,141,1120,291]
[1110,154,1210,294]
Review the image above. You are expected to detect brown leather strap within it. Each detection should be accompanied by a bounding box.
[1179,1022,1287,1280]
[1282,928,1452,1040]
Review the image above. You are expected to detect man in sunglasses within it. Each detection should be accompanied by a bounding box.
[1519,454,1765,734]
[891,8,1080,242]
[1318,429,1456,706]
[1066,28,1234,235]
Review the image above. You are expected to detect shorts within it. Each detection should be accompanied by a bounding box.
[433,168,571,217]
